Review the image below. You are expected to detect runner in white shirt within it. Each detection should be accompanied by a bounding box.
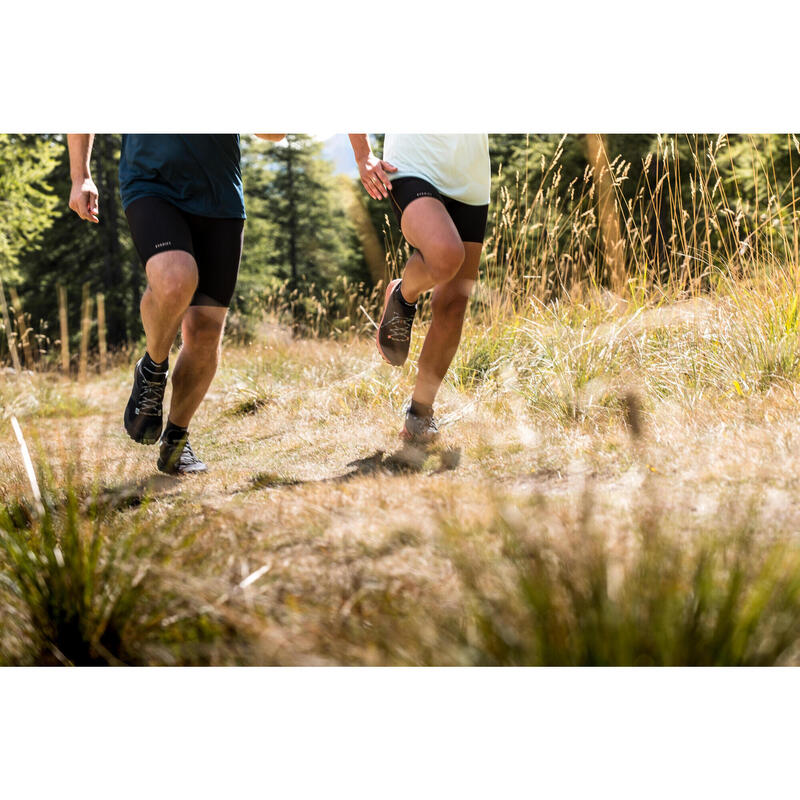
[349,134,491,443]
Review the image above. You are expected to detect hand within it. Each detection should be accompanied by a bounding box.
[69,177,99,223]
[356,153,397,200]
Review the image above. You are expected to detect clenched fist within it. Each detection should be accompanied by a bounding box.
[69,177,100,223]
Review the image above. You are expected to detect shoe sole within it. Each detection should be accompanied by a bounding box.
[124,363,163,445]
[376,278,403,366]
[157,461,207,476]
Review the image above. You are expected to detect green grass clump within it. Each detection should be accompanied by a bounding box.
[446,492,800,666]
[250,471,299,489]
[0,476,248,666]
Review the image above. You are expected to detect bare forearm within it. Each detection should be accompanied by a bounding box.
[67,134,95,181]
[348,134,372,161]
[67,134,99,223]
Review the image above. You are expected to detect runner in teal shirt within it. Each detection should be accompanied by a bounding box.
[67,132,284,475]
[119,133,245,219]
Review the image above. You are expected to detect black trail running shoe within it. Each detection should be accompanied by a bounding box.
[124,358,167,444]
[377,279,417,366]
[400,406,440,444]
[157,434,207,475]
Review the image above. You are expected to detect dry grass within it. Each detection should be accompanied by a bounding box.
[3,281,800,664]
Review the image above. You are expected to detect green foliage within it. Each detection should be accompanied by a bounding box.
[12,134,143,349]
[0,134,60,280]
[368,133,401,257]
[239,134,367,309]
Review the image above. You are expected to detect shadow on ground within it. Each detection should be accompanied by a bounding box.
[86,473,181,514]
[245,443,462,492]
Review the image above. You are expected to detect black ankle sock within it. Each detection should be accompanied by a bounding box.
[395,281,417,309]
[410,399,433,418]
[142,351,169,375]
[162,421,188,445]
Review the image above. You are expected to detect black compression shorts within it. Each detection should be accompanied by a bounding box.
[389,176,489,244]
[125,195,244,307]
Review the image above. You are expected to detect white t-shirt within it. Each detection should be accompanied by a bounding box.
[382,134,491,206]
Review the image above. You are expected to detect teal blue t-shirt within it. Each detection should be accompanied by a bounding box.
[119,134,245,219]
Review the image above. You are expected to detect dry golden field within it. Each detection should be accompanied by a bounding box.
[4,281,800,665]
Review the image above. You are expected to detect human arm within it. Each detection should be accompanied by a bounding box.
[67,134,99,223]
[348,134,397,200]
[254,134,286,141]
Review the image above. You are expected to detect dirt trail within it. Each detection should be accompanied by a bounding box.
[3,328,800,663]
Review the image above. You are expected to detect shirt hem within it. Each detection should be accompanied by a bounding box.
[120,188,246,220]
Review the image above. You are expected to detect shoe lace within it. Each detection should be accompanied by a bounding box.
[387,311,414,343]
[178,440,201,466]
[138,373,165,415]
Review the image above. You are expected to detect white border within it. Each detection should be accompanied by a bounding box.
[3,1,798,131]
[1,668,797,798]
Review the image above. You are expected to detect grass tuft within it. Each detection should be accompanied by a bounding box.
[443,481,800,666]
[0,473,252,665]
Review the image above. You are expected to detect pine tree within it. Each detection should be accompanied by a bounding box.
[14,135,143,349]
[241,134,366,300]
[0,134,60,280]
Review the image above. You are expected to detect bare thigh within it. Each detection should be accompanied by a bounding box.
[400,197,464,261]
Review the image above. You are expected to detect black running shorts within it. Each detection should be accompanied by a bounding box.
[389,176,489,244]
[125,195,244,307]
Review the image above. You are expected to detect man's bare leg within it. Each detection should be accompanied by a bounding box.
[152,305,228,475]
[124,250,198,444]
[141,250,198,363]
[168,306,227,427]
[412,242,482,408]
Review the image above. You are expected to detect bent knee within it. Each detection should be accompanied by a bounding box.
[426,240,465,284]
[146,252,198,308]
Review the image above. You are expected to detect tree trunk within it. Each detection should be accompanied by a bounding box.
[286,142,298,293]
[339,176,386,286]
[0,273,22,372]
[94,134,125,344]
[585,134,626,294]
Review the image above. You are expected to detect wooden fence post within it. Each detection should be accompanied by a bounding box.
[58,284,70,375]
[8,286,34,369]
[96,292,107,374]
[79,282,93,382]
[0,274,22,373]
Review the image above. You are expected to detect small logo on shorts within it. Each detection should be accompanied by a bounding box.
[154,241,172,249]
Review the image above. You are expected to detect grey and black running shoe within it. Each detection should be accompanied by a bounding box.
[400,406,440,444]
[124,358,167,444]
[377,278,417,366]
[157,434,207,475]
